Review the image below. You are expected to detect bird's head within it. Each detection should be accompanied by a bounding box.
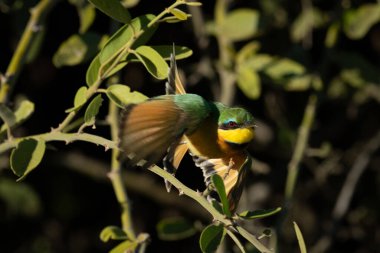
[217,108,256,147]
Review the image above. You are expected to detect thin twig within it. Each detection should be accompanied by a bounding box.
[285,94,317,200]
[0,0,57,103]
[227,229,247,253]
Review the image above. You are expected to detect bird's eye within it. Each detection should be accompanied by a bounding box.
[225,121,238,128]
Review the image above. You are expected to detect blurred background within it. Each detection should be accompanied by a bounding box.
[0,0,379,252]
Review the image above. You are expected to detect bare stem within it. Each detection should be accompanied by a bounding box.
[0,132,117,154]
[285,94,317,200]
[0,0,57,103]
[108,98,136,240]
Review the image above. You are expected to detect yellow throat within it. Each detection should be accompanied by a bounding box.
[218,127,255,145]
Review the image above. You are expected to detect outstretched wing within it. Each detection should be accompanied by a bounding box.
[192,152,251,212]
[119,96,188,169]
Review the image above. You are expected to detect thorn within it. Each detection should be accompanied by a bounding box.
[104,145,110,152]
[178,188,184,196]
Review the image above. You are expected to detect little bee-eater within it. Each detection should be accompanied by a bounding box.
[119,50,255,212]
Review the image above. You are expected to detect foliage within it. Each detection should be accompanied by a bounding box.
[0,0,379,252]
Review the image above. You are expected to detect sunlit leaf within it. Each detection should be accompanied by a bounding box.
[237,68,261,99]
[84,94,103,125]
[343,4,380,39]
[199,224,226,253]
[186,2,202,6]
[53,33,101,67]
[264,58,305,80]
[238,207,282,220]
[100,226,128,242]
[121,0,139,8]
[110,240,138,253]
[0,100,34,135]
[65,86,88,113]
[291,8,326,42]
[293,222,307,253]
[325,22,340,48]
[220,9,259,41]
[86,54,101,86]
[156,217,196,241]
[10,138,46,180]
[106,84,147,108]
[236,41,261,65]
[148,45,192,60]
[211,174,231,217]
[89,0,131,23]
[170,8,188,21]
[134,46,169,79]
[0,103,16,128]
[78,3,95,34]
[99,14,156,66]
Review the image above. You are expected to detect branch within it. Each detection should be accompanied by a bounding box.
[0,0,57,103]
[0,132,117,154]
[148,165,273,253]
[285,94,317,200]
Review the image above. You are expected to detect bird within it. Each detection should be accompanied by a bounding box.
[118,50,255,212]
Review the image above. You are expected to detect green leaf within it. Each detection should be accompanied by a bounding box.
[84,94,103,125]
[186,2,202,6]
[0,103,16,128]
[88,0,131,23]
[220,9,259,41]
[10,138,46,180]
[199,224,226,253]
[293,222,307,253]
[325,22,340,48]
[110,240,138,253]
[86,54,101,86]
[283,75,312,91]
[237,68,261,99]
[126,45,192,62]
[148,45,192,60]
[78,3,96,34]
[134,46,169,80]
[343,4,380,40]
[211,174,231,217]
[243,54,273,71]
[99,14,156,66]
[53,33,101,68]
[65,86,88,113]
[156,217,196,241]
[291,8,326,42]
[0,100,35,134]
[238,207,282,220]
[100,226,128,242]
[170,8,188,21]
[236,41,261,65]
[106,84,147,108]
[264,58,305,80]
[121,0,140,8]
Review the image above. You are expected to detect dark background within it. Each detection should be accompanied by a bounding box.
[0,0,379,252]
